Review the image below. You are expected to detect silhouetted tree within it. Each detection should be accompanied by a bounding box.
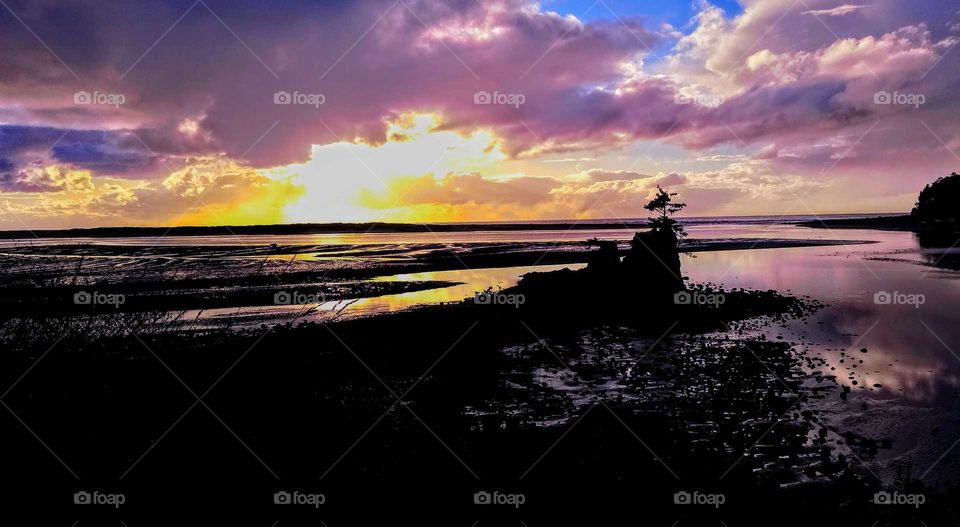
[644,185,687,239]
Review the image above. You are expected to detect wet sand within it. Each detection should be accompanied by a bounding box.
[2,225,957,521]
[0,236,873,316]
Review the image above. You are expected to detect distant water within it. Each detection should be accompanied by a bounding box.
[456,213,903,226]
[0,213,903,248]
[683,225,960,486]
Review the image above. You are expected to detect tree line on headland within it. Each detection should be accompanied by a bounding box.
[800,172,960,232]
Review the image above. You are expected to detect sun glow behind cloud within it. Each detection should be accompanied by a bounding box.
[274,114,508,223]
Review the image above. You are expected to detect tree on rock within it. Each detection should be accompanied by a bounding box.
[617,186,686,292]
[644,185,687,240]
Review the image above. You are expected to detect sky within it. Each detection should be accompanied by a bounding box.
[1,0,959,229]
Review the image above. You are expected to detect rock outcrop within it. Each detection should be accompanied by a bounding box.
[511,227,685,313]
[620,228,684,293]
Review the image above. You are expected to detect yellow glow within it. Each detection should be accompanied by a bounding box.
[172,180,303,226]
[0,113,693,229]
[162,159,304,226]
[275,113,508,223]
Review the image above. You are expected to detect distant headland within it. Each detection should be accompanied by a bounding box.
[799,172,960,232]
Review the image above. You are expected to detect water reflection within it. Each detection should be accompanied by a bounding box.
[683,228,960,402]
[186,224,960,409]
[116,221,960,483]
[193,263,585,324]
[683,226,960,485]
[359,264,585,312]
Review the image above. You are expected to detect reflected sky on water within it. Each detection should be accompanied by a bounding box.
[683,227,960,406]
[40,218,959,483]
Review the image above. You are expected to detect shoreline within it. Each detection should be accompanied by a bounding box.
[796,214,917,230]
[0,237,877,318]
[797,214,960,233]
[0,213,899,239]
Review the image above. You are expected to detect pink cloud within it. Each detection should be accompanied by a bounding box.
[2,0,960,222]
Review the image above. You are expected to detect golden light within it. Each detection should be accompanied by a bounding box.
[274,113,508,223]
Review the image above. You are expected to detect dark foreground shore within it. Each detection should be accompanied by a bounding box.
[2,280,956,523]
[2,229,958,523]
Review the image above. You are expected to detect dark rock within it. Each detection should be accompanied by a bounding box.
[512,227,685,310]
[621,228,684,292]
[584,239,620,274]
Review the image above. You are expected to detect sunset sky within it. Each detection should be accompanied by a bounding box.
[1,0,958,229]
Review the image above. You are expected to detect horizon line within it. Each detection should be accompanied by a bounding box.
[0,211,908,238]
